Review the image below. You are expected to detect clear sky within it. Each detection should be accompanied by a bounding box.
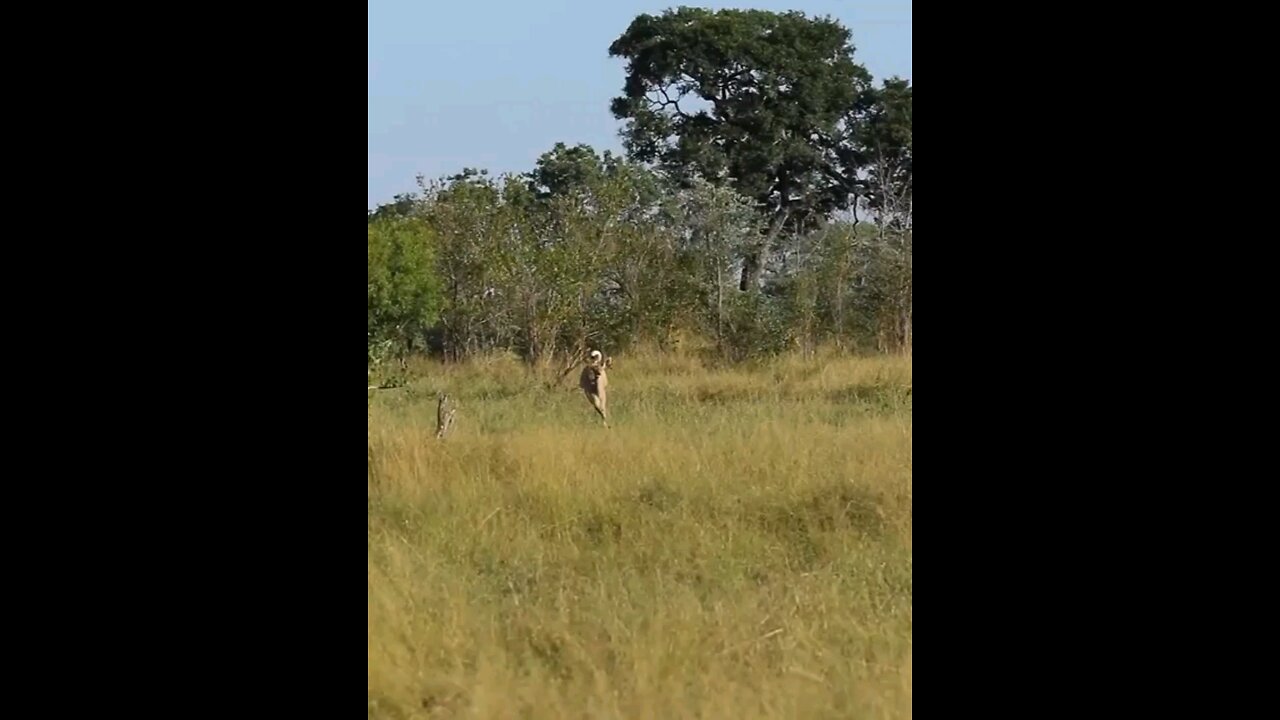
[368,1,912,209]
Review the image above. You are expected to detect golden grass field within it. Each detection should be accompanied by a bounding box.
[368,350,912,719]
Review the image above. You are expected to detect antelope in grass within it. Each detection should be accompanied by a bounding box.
[580,349,612,427]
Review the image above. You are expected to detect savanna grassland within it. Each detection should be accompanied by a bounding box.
[368,350,912,719]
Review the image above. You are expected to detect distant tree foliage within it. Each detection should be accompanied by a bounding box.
[367,9,911,371]
[367,215,441,366]
[607,8,908,294]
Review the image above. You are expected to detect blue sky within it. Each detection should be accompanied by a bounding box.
[368,1,912,209]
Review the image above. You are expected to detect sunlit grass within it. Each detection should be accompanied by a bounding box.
[369,350,911,719]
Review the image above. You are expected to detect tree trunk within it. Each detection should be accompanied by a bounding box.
[900,303,912,353]
[739,208,791,292]
[716,264,724,352]
[738,251,763,292]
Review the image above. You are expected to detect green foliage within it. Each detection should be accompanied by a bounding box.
[368,215,443,364]
[367,9,912,365]
[653,177,760,352]
[719,290,793,361]
[528,142,616,200]
[609,9,871,253]
[608,8,912,296]
[368,193,419,223]
[424,145,746,364]
[836,77,912,231]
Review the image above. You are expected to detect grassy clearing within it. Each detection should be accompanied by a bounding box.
[368,350,911,719]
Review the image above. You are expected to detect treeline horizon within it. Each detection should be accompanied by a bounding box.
[369,7,911,377]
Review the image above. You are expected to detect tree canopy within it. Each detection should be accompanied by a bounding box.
[608,7,909,290]
[368,8,913,370]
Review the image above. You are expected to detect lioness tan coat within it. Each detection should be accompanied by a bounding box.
[580,350,611,426]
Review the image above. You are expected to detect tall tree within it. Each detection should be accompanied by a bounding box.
[608,8,873,291]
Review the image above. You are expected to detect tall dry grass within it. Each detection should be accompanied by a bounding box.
[369,350,911,719]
